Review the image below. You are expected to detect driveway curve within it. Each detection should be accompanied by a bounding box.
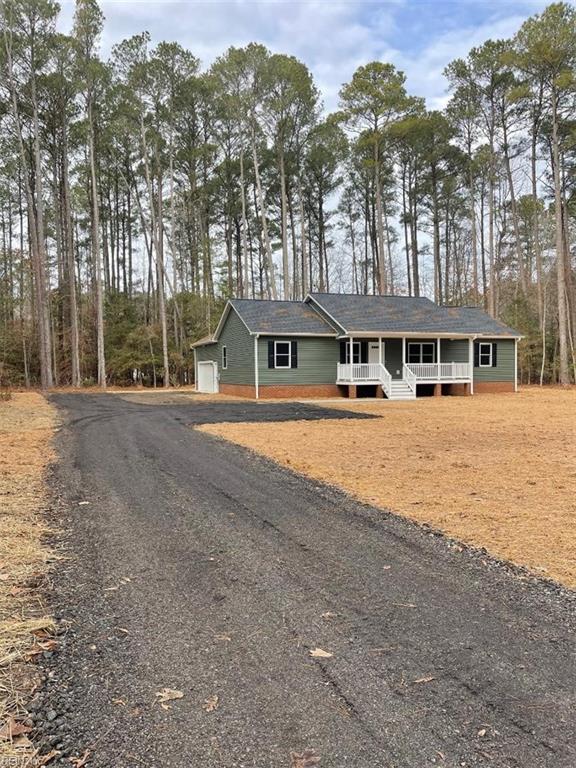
[38,393,575,768]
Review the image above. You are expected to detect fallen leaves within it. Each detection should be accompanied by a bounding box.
[69,749,91,767]
[36,749,61,765]
[290,748,321,767]
[23,637,58,662]
[309,648,333,659]
[155,688,184,710]
[202,695,219,712]
[0,717,32,740]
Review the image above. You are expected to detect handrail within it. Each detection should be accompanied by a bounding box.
[378,363,392,397]
[402,363,417,393]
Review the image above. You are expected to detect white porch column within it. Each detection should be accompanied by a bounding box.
[469,337,474,394]
[349,336,354,379]
[514,337,518,392]
[437,337,441,379]
[402,337,406,367]
[378,336,382,366]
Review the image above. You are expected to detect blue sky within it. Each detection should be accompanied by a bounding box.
[59,0,553,110]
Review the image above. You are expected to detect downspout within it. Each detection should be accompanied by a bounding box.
[194,348,197,392]
[470,336,476,395]
[254,334,260,400]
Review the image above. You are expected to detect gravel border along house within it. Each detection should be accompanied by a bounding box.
[193,293,521,400]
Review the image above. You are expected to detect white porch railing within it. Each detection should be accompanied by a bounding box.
[406,362,471,380]
[337,362,383,382]
[402,363,417,393]
[379,364,392,398]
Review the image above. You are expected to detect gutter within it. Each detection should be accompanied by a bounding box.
[254,333,259,400]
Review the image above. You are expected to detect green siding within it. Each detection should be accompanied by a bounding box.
[473,338,516,382]
[258,336,339,385]
[383,339,403,379]
[441,339,470,363]
[196,308,255,385]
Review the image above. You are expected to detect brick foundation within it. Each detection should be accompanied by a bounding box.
[473,381,516,394]
[221,382,344,399]
[220,380,515,398]
[219,383,257,398]
[259,383,343,399]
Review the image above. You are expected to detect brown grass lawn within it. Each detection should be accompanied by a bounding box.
[0,393,57,761]
[200,388,576,589]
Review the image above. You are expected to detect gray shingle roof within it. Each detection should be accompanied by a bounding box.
[190,334,217,348]
[442,307,521,337]
[229,299,336,335]
[309,293,521,337]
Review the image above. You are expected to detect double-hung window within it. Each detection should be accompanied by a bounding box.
[268,340,298,369]
[222,345,228,370]
[478,342,493,367]
[408,342,435,364]
[274,341,292,368]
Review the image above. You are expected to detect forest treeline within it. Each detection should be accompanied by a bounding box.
[0,0,574,388]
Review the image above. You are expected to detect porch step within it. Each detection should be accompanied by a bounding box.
[384,380,416,401]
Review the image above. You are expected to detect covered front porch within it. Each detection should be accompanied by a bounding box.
[336,336,473,400]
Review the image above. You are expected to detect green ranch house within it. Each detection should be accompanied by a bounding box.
[192,293,521,400]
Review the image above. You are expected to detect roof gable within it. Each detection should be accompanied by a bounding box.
[227,299,336,336]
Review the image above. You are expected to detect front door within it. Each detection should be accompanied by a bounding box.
[368,341,385,366]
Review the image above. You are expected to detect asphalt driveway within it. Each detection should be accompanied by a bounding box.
[38,393,575,767]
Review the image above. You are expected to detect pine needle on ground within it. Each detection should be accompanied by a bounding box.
[0,393,58,761]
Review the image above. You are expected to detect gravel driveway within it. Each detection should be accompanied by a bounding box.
[37,393,575,768]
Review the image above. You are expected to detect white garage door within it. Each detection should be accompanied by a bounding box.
[197,361,219,393]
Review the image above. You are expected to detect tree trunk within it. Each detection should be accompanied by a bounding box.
[551,89,570,384]
[88,99,106,388]
[156,170,170,388]
[373,139,387,294]
[298,178,308,297]
[3,29,53,387]
[250,128,277,299]
[239,149,250,298]
[279,151,290,299]
[62,125,81,386]
[502,117,526,294]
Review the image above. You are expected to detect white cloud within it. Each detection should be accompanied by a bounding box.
[388,12,543,110]
[57,0,549,113]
